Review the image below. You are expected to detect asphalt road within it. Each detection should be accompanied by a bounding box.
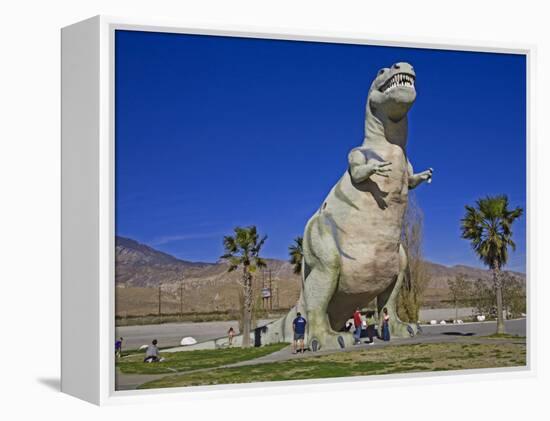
[419,318,526,337]
[116,319,272,350]
[116,317,526,351]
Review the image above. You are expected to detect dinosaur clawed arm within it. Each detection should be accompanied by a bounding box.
[408,160,433,189]
[348,149,392,184]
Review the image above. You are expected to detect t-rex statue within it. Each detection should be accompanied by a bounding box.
[164,62,433,354]
[259,62,433,351]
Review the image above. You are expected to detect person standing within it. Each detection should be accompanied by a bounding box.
[381,307,391,341]
[353,307,363,345]
[115,337,123,358]
[292,312,307,354]
[227,327,235,346]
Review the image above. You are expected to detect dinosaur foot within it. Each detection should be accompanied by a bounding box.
[390,320,421,338]
[309,332,355,352]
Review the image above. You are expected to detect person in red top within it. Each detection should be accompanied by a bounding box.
[353,307,363,345]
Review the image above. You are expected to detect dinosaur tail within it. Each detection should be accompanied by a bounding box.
[163,260,307,352]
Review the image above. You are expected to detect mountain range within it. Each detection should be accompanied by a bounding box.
[115,236,525,317]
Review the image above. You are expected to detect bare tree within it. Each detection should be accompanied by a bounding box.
[398,194,429,322]
[471,273,525,319]
[447,275,471,321]
[501,273,526,318]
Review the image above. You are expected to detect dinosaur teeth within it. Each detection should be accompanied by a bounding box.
[382,73,415,92]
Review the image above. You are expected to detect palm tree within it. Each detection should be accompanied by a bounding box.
[460,195,523,334]
[288,236,303,275]
[221,226,267,347]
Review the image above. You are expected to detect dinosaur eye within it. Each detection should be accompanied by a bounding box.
[378,69,385,76]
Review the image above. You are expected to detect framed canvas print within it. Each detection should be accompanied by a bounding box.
[61,16,531,405]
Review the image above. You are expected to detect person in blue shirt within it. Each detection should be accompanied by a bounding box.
[292,312,307,354]
[115,337,123,358]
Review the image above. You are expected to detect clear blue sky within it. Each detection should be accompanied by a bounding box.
[115,30,526,272]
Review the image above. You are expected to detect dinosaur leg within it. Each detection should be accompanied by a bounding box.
[376,244,419,338]
[303,267,355,351]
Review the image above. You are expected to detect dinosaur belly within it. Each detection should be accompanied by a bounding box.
[339,241,400,292]
[326,240,401,330]
[326,165,408,295]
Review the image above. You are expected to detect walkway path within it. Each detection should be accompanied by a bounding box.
[223,318,526,367]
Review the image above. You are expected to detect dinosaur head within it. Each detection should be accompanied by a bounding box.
[368,62,416,122]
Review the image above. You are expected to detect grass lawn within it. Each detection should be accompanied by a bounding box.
[138,338,526,389]
[117,343,288,375]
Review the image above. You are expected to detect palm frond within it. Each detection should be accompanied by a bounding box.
[288,236,304,275]
[253,234,268,256]
[221,225,267,273]
[460,195,523,270]
[222,235,238,254]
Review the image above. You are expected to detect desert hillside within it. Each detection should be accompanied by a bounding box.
[115,236,525,317]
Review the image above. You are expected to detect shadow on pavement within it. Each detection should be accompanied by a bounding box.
[442,332,476,336]
[37,377,60,392]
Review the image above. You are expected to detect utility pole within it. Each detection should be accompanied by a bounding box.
[179,281,184,319]
[158,282,162,322]
[262,269,267,310]
[269,269,273,311]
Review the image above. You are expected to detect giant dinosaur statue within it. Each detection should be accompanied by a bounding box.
[258,61,433,351]
[165,62,433,354]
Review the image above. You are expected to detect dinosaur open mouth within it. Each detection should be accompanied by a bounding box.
[379,73,415,93]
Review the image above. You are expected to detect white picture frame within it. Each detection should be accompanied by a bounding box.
[61,15,533,406]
